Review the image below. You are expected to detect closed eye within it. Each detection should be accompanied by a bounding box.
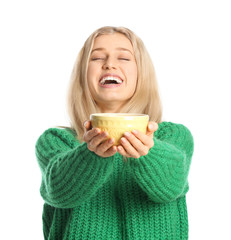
[91,58,105,61]
[118,58,130,61]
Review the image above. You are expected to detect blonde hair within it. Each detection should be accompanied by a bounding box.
[67,26,162,141]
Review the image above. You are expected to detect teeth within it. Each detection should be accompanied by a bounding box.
[100,76,123,85]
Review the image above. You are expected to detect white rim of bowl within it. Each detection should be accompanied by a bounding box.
[90,113,149,120]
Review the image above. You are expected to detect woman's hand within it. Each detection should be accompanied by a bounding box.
[83,120,117,158]
[117,121,158,159]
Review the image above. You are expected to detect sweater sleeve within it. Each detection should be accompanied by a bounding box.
[128,122,194,203]
[35,128,114,208]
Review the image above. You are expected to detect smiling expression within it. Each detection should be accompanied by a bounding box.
[87,33,138,112]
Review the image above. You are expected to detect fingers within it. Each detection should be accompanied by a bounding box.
[131,130,154,149]
[117,145,131,158]
[89,135,117,157]
[83,121,117,157]
[118,132,150,158]
[88,131,109,151]
[96,139,117,157]
[85,130,117,157]
[118,137,143,159]
[83,127,101,143]
[117,121,158,159]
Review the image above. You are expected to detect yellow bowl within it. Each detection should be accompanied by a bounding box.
[90,113,149,145]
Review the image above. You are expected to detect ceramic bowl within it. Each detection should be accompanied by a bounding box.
[90,113,149,145]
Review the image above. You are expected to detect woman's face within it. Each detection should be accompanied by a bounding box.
[87,33,138,112]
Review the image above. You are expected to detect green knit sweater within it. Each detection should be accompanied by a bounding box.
[35,121,194,240]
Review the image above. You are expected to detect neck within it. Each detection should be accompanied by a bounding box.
[98,102,124,113]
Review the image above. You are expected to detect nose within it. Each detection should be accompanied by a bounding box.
[102,57,117,70]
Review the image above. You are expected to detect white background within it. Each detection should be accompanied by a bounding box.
[1,0,231,239]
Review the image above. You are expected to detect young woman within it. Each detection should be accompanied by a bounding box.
[35,26,194,240]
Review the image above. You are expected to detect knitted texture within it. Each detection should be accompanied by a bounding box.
[35,121,194,240]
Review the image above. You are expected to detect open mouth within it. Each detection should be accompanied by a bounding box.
[99,76,123,85]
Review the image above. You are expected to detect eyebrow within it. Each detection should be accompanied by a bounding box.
[91,47,133,55]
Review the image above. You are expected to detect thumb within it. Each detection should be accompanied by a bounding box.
[83,120,92,131]
[147,122,158,135]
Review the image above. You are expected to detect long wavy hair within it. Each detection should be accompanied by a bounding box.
[66,26,162,142]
